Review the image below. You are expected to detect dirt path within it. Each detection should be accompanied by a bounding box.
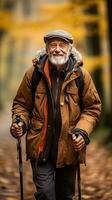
[0,111,112,200]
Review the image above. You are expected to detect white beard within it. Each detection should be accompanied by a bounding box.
[48,52,70,66]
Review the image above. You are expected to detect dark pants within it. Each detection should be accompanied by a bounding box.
[30,159,76,200]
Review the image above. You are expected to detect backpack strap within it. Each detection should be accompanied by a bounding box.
[31,54,48,104]
[75,67,84,111]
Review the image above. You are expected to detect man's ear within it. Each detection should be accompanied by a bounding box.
[69,44,72,55]
[46,46,48,54]
[70,44,73,51]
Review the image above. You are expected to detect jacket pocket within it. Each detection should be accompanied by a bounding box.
[66,90,79,104]
[34,92,47,118]
[26,119,44,158]
[65,91,80,122]
[30,118,44,133]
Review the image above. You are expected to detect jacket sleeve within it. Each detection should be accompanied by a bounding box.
[11,66,34,127]
[75,68,101,134]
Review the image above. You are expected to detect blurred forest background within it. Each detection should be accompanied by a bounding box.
[0,0,112,199]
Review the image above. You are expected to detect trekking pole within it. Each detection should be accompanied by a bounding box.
[72,133,81,200]
[16,115,24,200]
[76,155,81,200]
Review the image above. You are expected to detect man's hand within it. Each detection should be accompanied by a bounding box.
[72,134,85,151]
[10,122,24,138]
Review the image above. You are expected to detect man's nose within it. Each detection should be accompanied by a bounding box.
[55,44,61,52]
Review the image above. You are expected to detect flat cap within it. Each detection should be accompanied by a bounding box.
[44,29,73,44]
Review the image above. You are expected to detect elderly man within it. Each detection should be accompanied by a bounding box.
[10,30,101,200]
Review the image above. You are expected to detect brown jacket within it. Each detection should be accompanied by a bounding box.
[12,56,101,168]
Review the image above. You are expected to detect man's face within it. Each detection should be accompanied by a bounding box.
[46,38,72,67]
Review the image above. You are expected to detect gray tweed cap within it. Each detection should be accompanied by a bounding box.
[44,29,73,44]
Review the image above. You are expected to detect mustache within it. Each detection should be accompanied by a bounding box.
[50,53,65,56]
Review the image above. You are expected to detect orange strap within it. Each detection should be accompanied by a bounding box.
[37,58,51,157]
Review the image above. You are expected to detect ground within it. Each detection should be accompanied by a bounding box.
[0,110,112,200]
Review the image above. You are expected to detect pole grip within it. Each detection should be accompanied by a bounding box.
[16,115,21,124]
